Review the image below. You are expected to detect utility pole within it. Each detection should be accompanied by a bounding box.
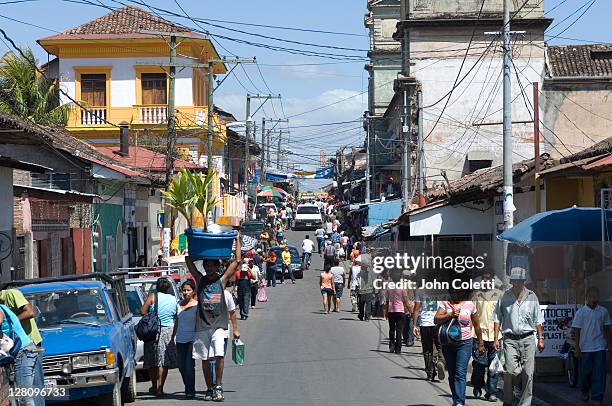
[417,90,425,207]
[365,115,371,204]
[502,0,515,230]
[533,82,541,213]
[165,34,177,191]
[260,117,266,177]
[277,130,282,168]
[402,88,412,211]
[261,119,288,168]
[206,61,215,171]
[244,95,252,193]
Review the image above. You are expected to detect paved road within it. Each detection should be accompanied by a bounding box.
[130,230,546,406]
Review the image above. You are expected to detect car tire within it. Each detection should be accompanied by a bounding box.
[121,367,137,403]
[99,380,122,406]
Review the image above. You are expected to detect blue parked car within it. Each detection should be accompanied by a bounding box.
[14,273,137,406]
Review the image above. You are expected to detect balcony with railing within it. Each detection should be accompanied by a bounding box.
[79,107,107,126]
[67,105,218,131]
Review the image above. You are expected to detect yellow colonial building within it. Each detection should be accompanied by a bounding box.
[38,5,228,166]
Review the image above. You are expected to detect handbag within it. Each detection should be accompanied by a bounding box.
[136,291,161,342]
[0,306,23,366]
[257,286,268,303]
[438,304,462,345]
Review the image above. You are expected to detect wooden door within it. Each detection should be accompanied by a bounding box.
[141,73,167,104]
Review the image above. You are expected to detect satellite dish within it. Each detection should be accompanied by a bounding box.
[0,232,12,261]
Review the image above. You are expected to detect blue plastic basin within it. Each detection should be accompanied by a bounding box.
[186,229,237,260]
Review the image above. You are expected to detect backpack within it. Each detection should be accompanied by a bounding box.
[136,291,161,342]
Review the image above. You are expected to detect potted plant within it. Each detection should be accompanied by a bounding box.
[163,168,236,259]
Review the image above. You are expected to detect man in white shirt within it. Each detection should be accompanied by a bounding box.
[572,287,612,405]
[301,235,315,269]
[329,260,346,312]
[247,260,261,309]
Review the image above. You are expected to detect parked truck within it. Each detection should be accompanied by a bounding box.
[4,273,137,406]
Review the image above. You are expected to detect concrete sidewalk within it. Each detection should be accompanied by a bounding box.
[533,377,582,406]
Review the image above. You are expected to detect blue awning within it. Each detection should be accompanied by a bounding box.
[497,206,612,247]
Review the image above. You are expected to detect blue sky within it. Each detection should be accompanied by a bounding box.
[0,0,611,189]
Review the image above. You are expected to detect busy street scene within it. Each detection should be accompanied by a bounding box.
[0,0,611,405]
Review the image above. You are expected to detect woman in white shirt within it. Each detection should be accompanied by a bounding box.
[174,279,198,399]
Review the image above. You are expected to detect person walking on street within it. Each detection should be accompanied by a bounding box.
[248,260,261,309]
[413,289,445,382]
[571,287,612,406]
[493,267,545,406]
[315,226,325,254]
[233,263,255,320]
[356,252,375,321]
[403,285,416,347]
[281,245,296,284]
[141,278,178,397]
[301,235,315,270]
[435,288,484,406]
[175,280,198,399]
[286,205,293,229]
[384,271,409,354]
[185,235,241,402]
[0,304,42,406]
[0,288,44,404]
[329,259,345,312]
[349,246,362,313]
[320,265,335,314]
[470,270,502,401]
[323,242,337,270]
[265,249,278,287]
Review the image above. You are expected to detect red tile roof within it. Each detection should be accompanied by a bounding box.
[95,146,200,173]
[39,5,201,41]
[547,44,612,78]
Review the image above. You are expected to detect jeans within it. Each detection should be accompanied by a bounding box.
[420,326,442,378]
[266,265,277,287]
[403,316,414,346]
[15,344,43,406]
[250,283,258,307]
[471,340,499,397]
[316,237,323,253]
[280,264,295,283]
[580,350,607,401]
[176,342,195,396]
[387,313,404,353]
[236,279,251,319]
[442,339,472,406]
[358,293,374,320]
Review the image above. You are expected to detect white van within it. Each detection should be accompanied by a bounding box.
[293,203,323,230]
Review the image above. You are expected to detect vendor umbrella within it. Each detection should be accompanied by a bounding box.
[260,185,289,196]
[257,189,283,198]
[497,206,612,247]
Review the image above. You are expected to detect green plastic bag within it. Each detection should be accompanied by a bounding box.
[232,338,245,366]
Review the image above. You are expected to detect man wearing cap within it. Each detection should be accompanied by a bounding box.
[154,250,164,267]
[493,267,545,406]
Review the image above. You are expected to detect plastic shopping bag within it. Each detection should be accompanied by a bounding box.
[489,353,504,375]
[232,338,245,366]
[257,286,268,302]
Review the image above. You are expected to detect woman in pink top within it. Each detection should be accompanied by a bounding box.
[319,265,335,314]
[435,288,484,406]
[384,271,409,354]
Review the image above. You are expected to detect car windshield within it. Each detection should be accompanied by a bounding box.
[242,222,264,234]
[24,289,110,328]
[297,206,320,215]
[128,280,177,297]
[126,290,143,316]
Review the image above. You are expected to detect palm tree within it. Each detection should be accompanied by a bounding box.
[0,49,69,127]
